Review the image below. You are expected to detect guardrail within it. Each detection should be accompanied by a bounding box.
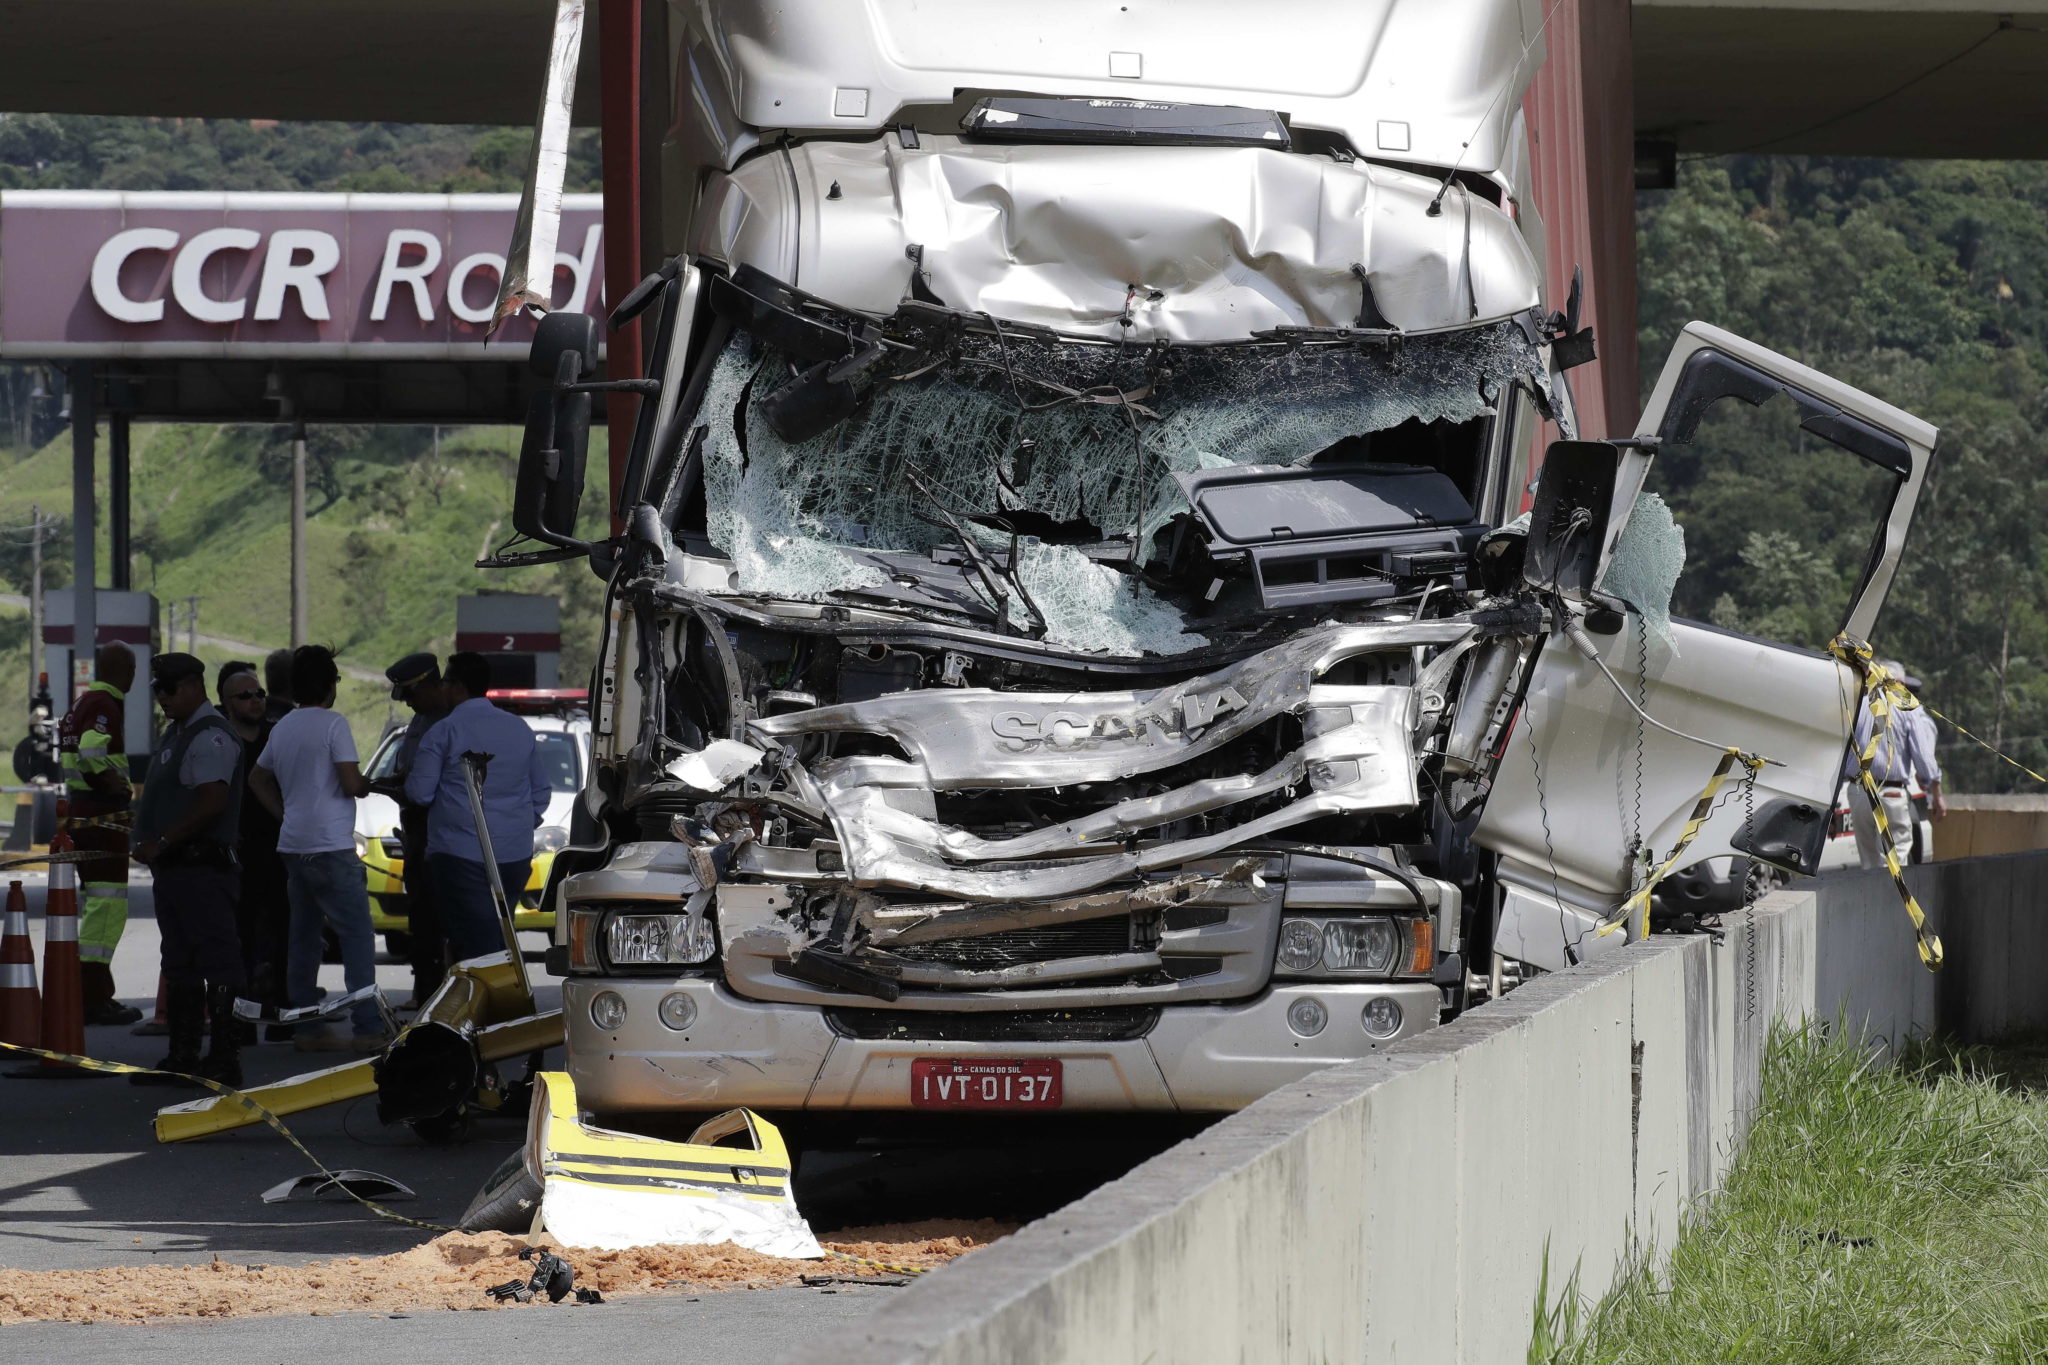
[795,852,2043,1364]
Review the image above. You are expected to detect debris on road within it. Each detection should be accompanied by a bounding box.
[261,1170,417,1205]
[484,1246,578,1303]
[520,1072,821,1257]
[0,1222,1007,1324]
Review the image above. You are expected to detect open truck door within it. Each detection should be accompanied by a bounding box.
[1476,322,1937,971]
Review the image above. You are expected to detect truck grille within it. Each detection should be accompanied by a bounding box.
[824,1005,1161,1042]
[889,915,1136,969]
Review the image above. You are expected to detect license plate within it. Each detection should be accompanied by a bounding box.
[910,1058,1063,1110]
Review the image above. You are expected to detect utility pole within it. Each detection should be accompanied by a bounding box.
[70,362,96,706]
[184,595,199,654]
[291,418,307,650]
[28,503,44,702]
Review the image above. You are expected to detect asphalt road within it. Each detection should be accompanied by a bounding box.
[7,1285,903,1363]
[0,873,893,1361]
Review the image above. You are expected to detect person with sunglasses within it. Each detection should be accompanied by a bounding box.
[218,661,289,1038]
[128,653,247,1087]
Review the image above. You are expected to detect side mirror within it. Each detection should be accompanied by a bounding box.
[514,312,600,549]
[1523,440,1622,598]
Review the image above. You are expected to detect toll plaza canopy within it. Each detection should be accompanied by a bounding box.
[0,190,605,422]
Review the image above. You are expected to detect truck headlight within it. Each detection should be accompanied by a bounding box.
[1322,918,1400,975]
[605,911,715,967]
[1276,916,1404,977]
[590,990,628,1031]
[1277,919,1323,971]
[535,825,569,853]
[1362,997,1403,1039]
[565,903,716,971]
[352,831,369,858]
[1286,997,1328,1037]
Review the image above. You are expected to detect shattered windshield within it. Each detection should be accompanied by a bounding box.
[692,321,1545,655]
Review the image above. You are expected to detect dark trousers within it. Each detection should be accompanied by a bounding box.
[236,848,289,1005]
[399,813,447,998]
[155,865,246,992]
[427,853,531,963]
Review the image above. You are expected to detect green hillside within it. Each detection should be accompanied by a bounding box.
[0,421,610,757]
[0,113,609,760]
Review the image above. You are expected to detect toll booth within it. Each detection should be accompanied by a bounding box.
[42,589,160,767]
[456,594,562,690]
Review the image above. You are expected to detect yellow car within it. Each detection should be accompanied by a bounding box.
[354,692,589,956]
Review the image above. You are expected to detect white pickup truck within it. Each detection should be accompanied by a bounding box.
[491,0,1934,1122]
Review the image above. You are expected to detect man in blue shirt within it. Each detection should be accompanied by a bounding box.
[404,652,551,962]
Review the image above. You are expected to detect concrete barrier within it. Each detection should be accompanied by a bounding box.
[1935,795,2048,860]
[798,851,2048,1365]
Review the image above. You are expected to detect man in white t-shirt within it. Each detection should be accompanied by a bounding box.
[248,646,387,1051]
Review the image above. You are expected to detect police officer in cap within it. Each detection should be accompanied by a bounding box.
[378,653,451,1006]
[129,653,247,1087]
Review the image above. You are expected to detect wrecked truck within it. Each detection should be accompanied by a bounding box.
[488,0,1934,1119]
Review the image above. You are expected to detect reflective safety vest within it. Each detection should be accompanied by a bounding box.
[58,680,130,817]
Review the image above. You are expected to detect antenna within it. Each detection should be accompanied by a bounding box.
[1426,0,1571,217]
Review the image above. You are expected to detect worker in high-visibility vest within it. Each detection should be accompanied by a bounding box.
[58,641,143,1026]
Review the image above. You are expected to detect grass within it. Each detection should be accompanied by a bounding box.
[1534,1025,2048,1364]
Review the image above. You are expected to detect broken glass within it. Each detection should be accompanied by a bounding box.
[1598,491,1687,650]
[696,321,1545,652]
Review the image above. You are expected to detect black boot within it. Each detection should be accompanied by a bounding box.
[129,984,206,1088]
[198,983,244,1088]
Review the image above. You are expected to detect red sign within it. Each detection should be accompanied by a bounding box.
[0,190,604,359]
[910,1058,1064,1110]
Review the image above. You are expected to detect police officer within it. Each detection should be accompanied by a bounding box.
[129,653,247,1088]
[380,653,451,1007]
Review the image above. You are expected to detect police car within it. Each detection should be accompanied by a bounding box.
[353,689,590,955]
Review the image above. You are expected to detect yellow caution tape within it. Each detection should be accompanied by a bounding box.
[0,1039,454,1233]
[1915,701,2048,787]
[1829,635,1944,971]
[2,1040,930,1275]
[0,849,117,871]
[824,1249,932,1277]
[1601,745,1765,942]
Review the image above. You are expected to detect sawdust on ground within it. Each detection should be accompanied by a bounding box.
[0,1220,1012,1325]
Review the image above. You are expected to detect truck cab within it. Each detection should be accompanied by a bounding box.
[495,0,1935,1121]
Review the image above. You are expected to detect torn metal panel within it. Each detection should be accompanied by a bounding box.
[876,951,1166,989]
[808,690,1416,899]
[693,136,1542,342]
[665,738,766,793]
[864,861,1267,947]
[752,621,1466,788]
[529,1072,823,1257]
[493,0,586,329]
[262,1171,416,1205]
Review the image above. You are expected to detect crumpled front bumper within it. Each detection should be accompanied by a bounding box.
[562,976,1438,1115]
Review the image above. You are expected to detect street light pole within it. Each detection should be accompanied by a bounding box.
[69,363,96,704]
[291,419,308,650]
[28,503,43,704]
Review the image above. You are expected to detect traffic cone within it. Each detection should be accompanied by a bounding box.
[7,800,97,1079]
[0,880,39,1048]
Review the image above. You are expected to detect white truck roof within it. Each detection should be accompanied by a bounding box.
[675,0,1544,178]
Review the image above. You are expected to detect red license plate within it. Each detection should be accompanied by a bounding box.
[910,1058,1063,1110]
